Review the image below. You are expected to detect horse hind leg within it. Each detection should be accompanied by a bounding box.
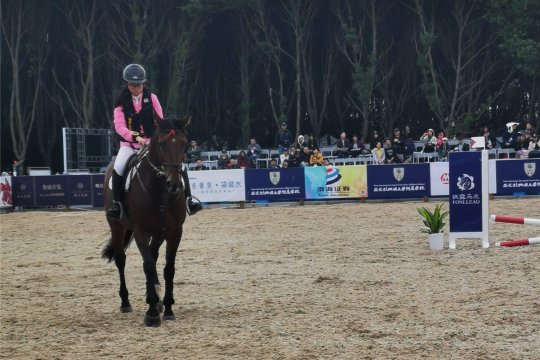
[103,229,132,313]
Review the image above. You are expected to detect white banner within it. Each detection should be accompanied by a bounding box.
[429,162,449,196]
[189,169,246,202]
[488,159,497,194]
[0,176,13,208]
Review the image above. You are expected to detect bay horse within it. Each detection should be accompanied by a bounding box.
[102,116,190,327]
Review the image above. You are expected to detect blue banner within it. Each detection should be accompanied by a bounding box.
[12,176,35,207]
[495,159,540,195]
[367,163,430,199]
[92,174,105,207]
[67,175,93,206]
[245,168,304,201]
[35,175,68,207]
[449,152,483,233]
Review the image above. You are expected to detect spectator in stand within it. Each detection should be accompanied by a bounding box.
[384,139,396,164]
[217,150,231,169]
[502,122,519,148]
[371,142,385,164]
[323,158,331,166]
[309,148,324,166]
[369,130,381,150]
[335,132,351,158]
[186,139,202,163]
[436,131,445,150]
[279,148,289,167]
[228,158,240,169]
[481,126,498,149]
[514,132,529,158]
[420,128,437,153]
[281,160,289,168]
[349,134,365,158]
[307,133,318,150]
[528,134,540,158]
[269,159,279,169]
[402,130,415,163]
[299,146,312,167]
[274,121,293,154]
[288,147,301,167]
[237,150,251,168]
[392,128,405,163]
[524,121,535,145]
[295,135,308,153]
[193,158,208,171]
[438,137,450,161]
[452,133,470,152]
[247,137,261,166]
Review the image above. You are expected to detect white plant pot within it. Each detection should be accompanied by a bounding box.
[428,233,444,251]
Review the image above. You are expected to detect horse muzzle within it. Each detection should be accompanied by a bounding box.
[166,180,182,195]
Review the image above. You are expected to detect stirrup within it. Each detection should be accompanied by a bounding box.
[107,201,123,219]
[186,196,203,216]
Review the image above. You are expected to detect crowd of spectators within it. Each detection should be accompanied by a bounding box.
[187,120,539,170]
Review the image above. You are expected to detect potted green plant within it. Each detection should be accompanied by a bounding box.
[417,203,449,250]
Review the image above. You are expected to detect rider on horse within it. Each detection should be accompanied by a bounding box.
[107,63,202,219]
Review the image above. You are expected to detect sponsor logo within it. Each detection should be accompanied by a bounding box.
[524,162,536,177]
[269,171,280,185]
[457,174,475,191]
[440,172,449,184]
[325,167,342,185]
[77,182,84,190]
[20,184,27,191]
[393,167,404,182]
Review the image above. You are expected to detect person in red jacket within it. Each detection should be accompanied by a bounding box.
[107,64,202,218]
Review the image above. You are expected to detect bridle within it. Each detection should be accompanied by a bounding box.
[140,129,185,178]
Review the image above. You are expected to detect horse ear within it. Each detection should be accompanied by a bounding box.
[181,115,191,130]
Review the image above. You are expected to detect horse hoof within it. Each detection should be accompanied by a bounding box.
[120,306,132,313]
[144,314,161,327]
[163,310,175,321]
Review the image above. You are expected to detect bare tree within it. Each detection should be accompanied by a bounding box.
[414,0,508,134]
[51,0,106,128]
[334,0,386,137]
[2,1,46,169]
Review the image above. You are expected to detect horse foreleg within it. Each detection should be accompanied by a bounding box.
[134,232,161,327]
[149,236,165,313]
[163,230,182,320]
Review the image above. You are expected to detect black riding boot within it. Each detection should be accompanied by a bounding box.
[106,170,123,218]
[182,168,202,216]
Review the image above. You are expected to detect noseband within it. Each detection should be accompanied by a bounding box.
[140,129,185,178]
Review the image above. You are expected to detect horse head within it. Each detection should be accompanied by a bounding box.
[149,115,190,195]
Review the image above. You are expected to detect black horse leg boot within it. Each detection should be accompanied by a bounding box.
[182,168,202,216]
[107,170,123,218]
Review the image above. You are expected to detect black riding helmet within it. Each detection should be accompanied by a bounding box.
[122,64,146,84]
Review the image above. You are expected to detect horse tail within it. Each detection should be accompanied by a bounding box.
[101,230,134,263]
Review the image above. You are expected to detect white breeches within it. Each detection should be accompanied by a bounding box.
[113,146,137,176]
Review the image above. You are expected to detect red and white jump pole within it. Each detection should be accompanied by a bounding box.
[490,215,540,226]
[495,237,540,247]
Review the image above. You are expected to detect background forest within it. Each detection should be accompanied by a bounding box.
[1,0,539,173]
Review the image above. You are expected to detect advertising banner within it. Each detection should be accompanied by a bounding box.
[190,169,246,202]
[12,176,35,207]
[245,168,304,201]
[429,162,449,196]
[368,163,430,199]
[304,165,367,199]
[35,175,68,207]
[449,152,483,233]
[92,174,105,207]
[0,176,13,208]
[67,175,93,206]
[495,159,540,195]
